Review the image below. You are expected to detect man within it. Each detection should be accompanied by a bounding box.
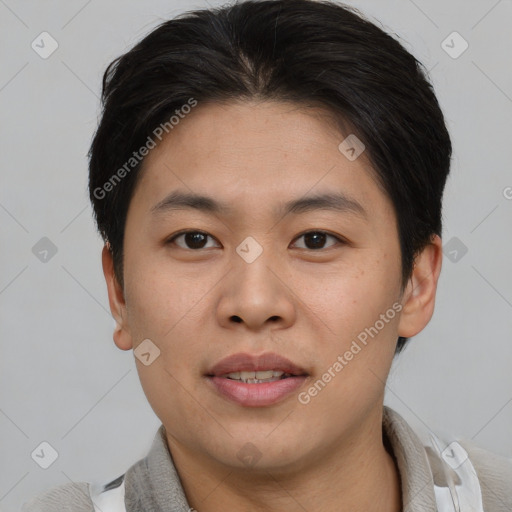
[24,1,512,510]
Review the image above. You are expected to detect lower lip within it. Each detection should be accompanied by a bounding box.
[207,376,307,407]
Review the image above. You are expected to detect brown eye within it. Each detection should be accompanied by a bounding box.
[292,231,342,250]
[168,230,220,250]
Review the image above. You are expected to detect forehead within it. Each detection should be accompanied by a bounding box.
[131,100,393,223]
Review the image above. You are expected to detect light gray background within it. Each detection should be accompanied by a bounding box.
[1,0,511,510]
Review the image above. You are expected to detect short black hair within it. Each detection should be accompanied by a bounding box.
[88,0,452,355]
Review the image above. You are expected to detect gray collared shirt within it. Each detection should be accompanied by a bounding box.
[23,406,512,511]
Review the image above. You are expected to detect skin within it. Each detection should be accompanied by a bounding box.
[103,100,442,512]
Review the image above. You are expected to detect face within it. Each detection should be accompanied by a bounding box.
[104,100,440,474]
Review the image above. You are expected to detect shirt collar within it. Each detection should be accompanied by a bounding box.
[124,406,438,512]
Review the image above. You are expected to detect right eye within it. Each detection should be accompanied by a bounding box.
[166,230,221,250]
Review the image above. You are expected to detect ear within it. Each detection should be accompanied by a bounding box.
[102,244,133,351]
[397,234,443,338]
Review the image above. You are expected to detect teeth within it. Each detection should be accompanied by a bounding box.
[255,370,274,379]
[225,370,287,382]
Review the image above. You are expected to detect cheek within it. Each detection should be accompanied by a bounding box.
[296,262,401,405]
[124,267,206,414]
[296,260,400,423]
[123,258,213,371]
[124,256,188,332]
[307,254,400,338]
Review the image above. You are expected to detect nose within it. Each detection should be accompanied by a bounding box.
[215,246,296,332]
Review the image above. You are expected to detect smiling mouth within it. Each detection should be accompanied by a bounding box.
[205,352,309,406]
[220,370,295,383]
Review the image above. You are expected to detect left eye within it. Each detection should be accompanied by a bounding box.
[292,231,342,250]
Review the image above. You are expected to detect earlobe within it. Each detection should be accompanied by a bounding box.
[397,235,443,338]
[101,245,133,351]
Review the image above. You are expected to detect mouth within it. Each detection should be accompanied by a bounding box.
[205,352,309,407]
[219,370,296,384]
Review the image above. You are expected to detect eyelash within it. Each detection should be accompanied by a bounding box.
[166,229,347,251]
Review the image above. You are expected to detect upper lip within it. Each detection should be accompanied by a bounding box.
[207,352,308,376]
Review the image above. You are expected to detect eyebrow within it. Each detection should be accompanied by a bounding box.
[151,190,367,220]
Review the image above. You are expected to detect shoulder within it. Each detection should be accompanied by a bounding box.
[460,439,512,509]
[383,406,512,510]
[22,482,94,512]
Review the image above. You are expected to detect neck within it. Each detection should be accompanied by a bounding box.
[166,407,402,512]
